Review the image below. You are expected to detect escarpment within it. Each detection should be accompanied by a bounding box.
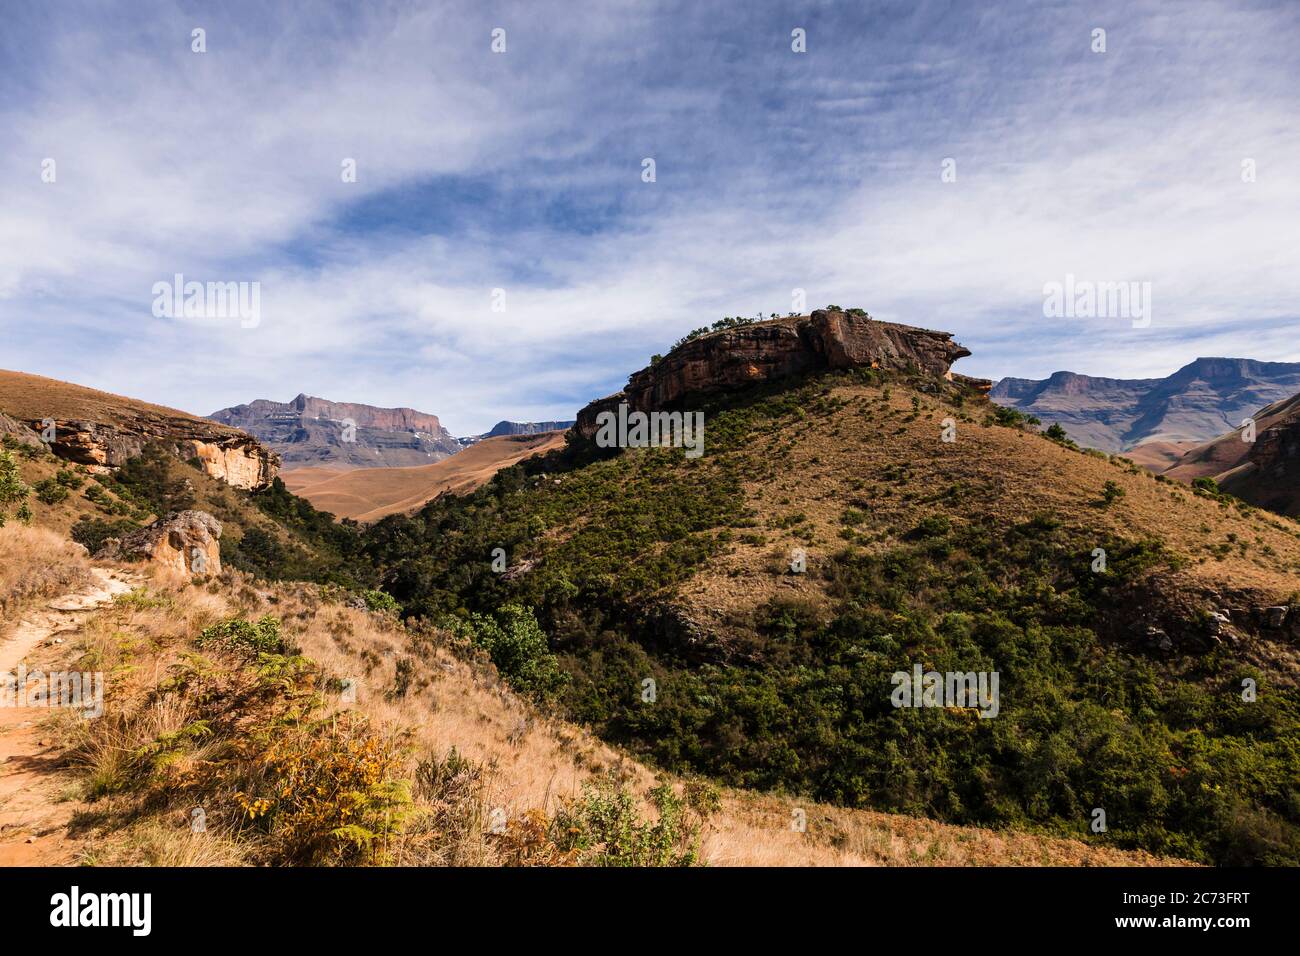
[576,309,978,438]
[0,369,278,490]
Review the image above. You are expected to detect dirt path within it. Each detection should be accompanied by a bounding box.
[0,568,134,865]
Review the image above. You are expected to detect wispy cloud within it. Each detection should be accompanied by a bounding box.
[2,0,1297,432]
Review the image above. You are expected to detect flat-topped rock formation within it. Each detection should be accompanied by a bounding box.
[210,393,462,469]
[576,309,974,438]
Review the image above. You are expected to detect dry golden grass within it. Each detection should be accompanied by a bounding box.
[681,380,1300,647]
[0,522,91,626]
[0,368,233,432]
[281,431,567,521]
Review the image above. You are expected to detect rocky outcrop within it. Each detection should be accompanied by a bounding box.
[22,419,276,490]
[96,510,223,575]
[0,413,43,451]
[209,394,462,469]
[576,310,973,438]
[0,369,278,490]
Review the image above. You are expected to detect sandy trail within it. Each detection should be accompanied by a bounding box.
[0,567,134,865]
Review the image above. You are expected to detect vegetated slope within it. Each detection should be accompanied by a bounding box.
[990,358,1300,452]
[359,360,1300,865]
[6,544,1178,866]
[282,432,567,521]
[1124,439,1198,472]
[209,393,462,469]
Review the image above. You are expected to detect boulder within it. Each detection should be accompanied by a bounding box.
[96,510,222,576]
[1262,606,1289,629]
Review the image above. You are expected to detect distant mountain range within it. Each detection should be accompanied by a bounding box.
[209,394,462,469]
[460,420,575,444]
[208,394,573,469]
[990,358,1300,452]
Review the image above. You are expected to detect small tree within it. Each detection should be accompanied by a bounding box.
[0,449,32,527]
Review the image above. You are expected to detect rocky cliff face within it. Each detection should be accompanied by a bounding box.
[576,310,973,438]
[0,370,278,490]
[478,420,575,439]
[210,394,462,469]
[96,510,223,575]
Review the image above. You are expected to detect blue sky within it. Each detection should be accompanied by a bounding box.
[2,0,1298,433]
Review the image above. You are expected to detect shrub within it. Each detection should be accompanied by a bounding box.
[362,589,401,614]
[547,779,710,866]
[33,477,69,505]
[910,514,951,539]
[451,604,567,700]
[236,716,412,865]
[989,405,1041,429]
[0,449,32,526]
[198,616,287,656]
[70,516,141,553]
[1100,480,1126,507]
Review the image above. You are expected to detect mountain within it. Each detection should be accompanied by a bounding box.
[282,431,567,521]
[990,358,1300,452]
[1136,390,1300,517]
[356,309,1300,865]
[0,369,276,489]
[209,394,462,469]
[478,420,575,439]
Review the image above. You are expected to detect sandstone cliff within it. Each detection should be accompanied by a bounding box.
[0,369,278,490]
[96,509,223,575]
[576,310,974,438]
[210,393,462,469]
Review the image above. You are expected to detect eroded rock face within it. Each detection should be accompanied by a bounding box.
[23,419,277,490]
[96,510,223,576]
[576,310,973,438]
[0,369,278,490]
[209,393,462,469]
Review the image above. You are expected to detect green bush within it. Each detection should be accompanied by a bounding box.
[450,604,567,700]
[199,616,287,656]
[1100,480,1126,507]
[33,477,69,505]
[0,450,32,526]
[362,589,401,614]
[70,516,141,553]
[550,779,708,866]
